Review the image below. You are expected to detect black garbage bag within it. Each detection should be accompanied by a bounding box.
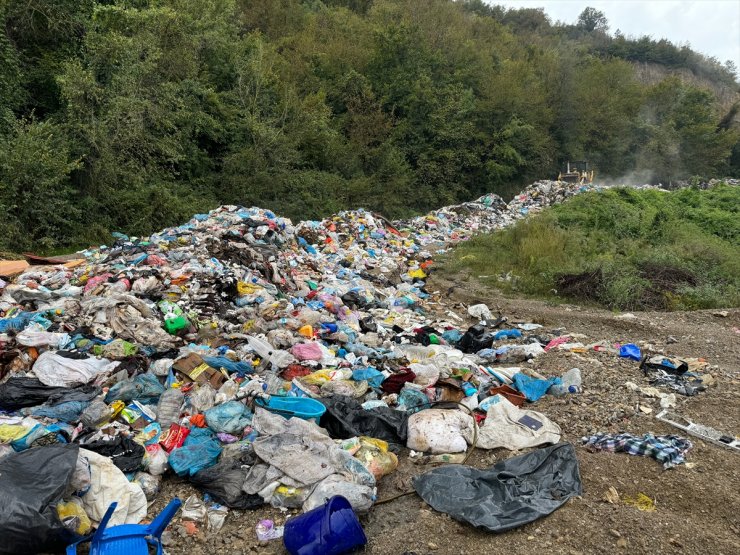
[319,395,408,445]
[83,436,145,473]
[413,442,582,533]
[190,458,263,510]
[341,290,367,309]
[458,324,494,354]
[0,444,80,554]
[0,377,99,411]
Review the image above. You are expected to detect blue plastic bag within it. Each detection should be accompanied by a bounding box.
[203,356,254,377]
[442,329,463,344]
[0,312,34,333]
[105,373,165,403]
[204,401,252,434]
[494,329,522,340]
[352,368,385,388]
[398,386,430,413]
[169,428,222,476]
[619,344,642,361]
[30,400,90,423]
[512,373,561,402]
[10,424,68,451]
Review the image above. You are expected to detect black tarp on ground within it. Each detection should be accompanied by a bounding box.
[0,444,80,554]
[413,442,582,533]
[319,395,408,445]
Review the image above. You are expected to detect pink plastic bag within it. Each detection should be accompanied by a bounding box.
[291,342,323,361]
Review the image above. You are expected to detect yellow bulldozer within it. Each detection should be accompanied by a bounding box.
[558,161,594,184]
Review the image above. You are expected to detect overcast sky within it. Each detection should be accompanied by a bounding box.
[487,1,740,70]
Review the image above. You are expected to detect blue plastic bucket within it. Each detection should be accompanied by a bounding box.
[283,495,367,555]
[256,396,326,422]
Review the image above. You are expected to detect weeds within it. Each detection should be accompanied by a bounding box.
[441,185,740,310]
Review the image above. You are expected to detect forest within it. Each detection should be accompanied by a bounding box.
[1,0,738,250]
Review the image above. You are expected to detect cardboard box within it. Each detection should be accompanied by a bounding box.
[173,353,226,389]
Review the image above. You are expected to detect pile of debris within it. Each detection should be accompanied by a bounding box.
[0,179,717,554]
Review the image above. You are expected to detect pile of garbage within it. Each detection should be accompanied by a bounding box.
[0,179,696,553]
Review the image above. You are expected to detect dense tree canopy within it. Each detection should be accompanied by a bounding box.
[0,0,737,251]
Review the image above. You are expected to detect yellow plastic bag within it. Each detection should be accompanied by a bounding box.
[354,436,399,479]
[301,369,348,385]
[0,424,28,443]
[57,499,92,535]
[237,282,261,296]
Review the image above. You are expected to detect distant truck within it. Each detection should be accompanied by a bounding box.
[558,161,594,184]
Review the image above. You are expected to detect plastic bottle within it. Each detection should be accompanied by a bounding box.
[549,368,582,396]
[461,381,478,397]
[157,388,184,429]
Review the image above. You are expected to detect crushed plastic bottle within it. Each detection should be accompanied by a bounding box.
[156,388,184,429]
[549,368,582,396]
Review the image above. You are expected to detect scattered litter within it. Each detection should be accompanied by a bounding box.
[623,493,656,512]
[604,486,620,504]
[256,519,284,541]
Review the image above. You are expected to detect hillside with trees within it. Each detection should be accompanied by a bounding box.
[1,0,738,251]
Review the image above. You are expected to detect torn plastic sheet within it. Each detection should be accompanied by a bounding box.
[413,442,582,533]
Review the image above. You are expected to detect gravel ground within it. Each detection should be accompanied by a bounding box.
[147,272,739,555]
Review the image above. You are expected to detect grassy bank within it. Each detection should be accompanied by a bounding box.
[441,185,739,310]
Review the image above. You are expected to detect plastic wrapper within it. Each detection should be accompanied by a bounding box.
[160,423,190,453]
[133,471,161,501]
[82,436,145,473]
[353,437,399,479]
[31,400,90,423]
[79,399,114,428]
[207,502,228,533]
[144,443,169,476]
[0,377,99,411]
[181,494,207,523]
[156,388,184,430]
[406,409,474,454]
[189,384,217,413]
[319,395,408,445]
[104,373,165,404]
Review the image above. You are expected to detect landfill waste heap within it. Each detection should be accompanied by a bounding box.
[0,179,704,553]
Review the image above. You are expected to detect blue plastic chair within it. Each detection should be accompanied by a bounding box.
[66,497,182,555]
